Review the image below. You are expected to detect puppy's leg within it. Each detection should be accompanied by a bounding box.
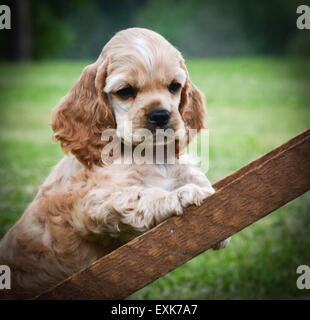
[137,184,230,250]
[83,184,214,235]
[111,187,183,230]
[176,183,214,208]
[173,166,231,250]
[211,238,231,250]
[81,187,183,237]
[82,185,230,250]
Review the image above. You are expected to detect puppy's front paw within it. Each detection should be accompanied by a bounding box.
[212,237,231,250]
[177,184,214,208]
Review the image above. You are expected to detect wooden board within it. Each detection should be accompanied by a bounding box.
[36,129,310,300]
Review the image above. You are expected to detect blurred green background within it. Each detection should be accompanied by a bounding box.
[1,0,310,60]
[0,0,310,299]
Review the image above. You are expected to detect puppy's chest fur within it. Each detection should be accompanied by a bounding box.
[120,164,178,191]
[52,156,182,196]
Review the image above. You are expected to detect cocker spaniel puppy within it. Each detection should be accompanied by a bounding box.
[0,28,229,299]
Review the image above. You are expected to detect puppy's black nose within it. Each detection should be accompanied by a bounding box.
[147,109,171,128]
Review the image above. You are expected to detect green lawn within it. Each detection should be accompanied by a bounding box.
[0,58,309,299]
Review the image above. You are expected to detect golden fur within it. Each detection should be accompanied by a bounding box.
[0,28,229,299]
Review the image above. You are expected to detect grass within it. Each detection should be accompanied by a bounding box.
[0,57,310,299]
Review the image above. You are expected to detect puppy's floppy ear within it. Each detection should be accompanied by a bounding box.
[177,61,206,155]
[179,61,206,134]
[51,58,116,168]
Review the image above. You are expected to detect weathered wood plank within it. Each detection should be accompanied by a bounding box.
[36,129,310,300]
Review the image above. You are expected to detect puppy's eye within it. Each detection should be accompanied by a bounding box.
[168,82,181,94]
[115,86,136,100]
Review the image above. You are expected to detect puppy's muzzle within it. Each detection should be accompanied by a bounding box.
[147,109,171,129]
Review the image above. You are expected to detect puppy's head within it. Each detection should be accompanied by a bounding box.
[52,28,206,167]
